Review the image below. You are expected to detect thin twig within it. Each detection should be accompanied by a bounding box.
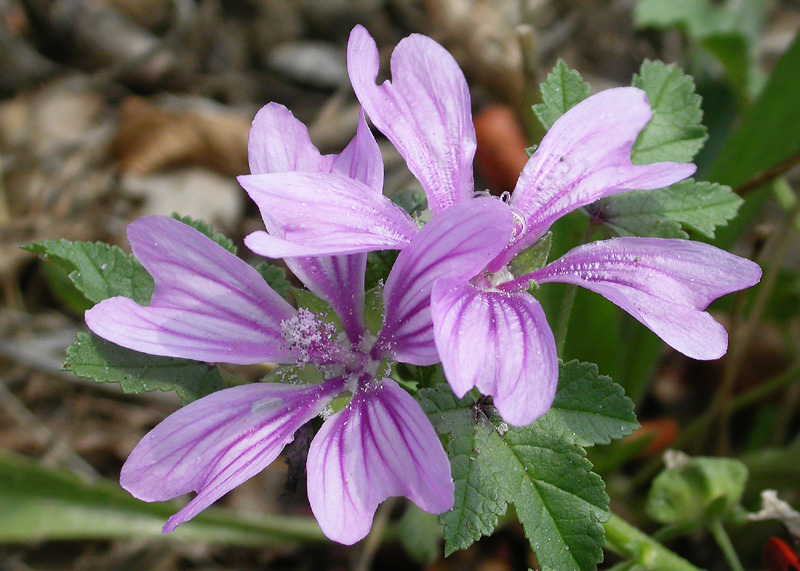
[352,497,398,571]
[733,149,800,197]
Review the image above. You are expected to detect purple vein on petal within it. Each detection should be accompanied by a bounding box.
[347,25,475,213]
[245,106,387,341]
[306,379,453,545]
[431,280,558,426]
[508,88,696,252]
[86,216,296,364]
[529,237,762,360]
[119,379,343,532]
[377,197,514,365]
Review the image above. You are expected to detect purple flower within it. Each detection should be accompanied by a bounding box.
[85,110,516,542]
[238,26,761,427]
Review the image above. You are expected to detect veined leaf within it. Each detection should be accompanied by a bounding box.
[421,362,620,570]
[64,333,225,404]
[533,60,592,131]
[22,240,153,306]
[536,360,639,447]
[587,179,742,238]
[632,60,707,164]
[256,262,291,299]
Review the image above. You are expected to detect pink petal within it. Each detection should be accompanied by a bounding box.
[378,197,514,365]
[241,171,417,257]
[347,25,475,213]
[85,216,295,364]
[530,237,762,360]
[248,102,336,175]
[286,255,367,343]
[509,88,696,251]
[307,379,453,544]
[247,106,385,342]
[431,280,558,426]
[120,380,342,532]
[332,110,384,192]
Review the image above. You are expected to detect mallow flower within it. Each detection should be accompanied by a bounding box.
[84,107,517,543]
[237,25,762,427]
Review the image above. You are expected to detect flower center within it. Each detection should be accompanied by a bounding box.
[280,308,340,365]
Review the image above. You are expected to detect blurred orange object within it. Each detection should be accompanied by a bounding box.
[473,104,530,194]
[763,537,800,571]
[633,417,681,458]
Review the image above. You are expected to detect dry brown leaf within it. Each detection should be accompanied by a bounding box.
[113,95,250,176]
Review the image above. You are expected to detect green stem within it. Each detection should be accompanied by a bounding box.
[708,518,744,571]
[554,283,579,356]
[603,513,703,571]
[554,221,598,356]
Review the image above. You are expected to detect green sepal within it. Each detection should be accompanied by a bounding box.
[364,283,385,336]
[391,188,428,217]
[262,363,324,386]
[291,287,344,333]
[63,333,226,405]
[509,232,553,277]
[365,250,399,291]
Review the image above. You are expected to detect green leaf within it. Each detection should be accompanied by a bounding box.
[391,188,428,216]
[63,333,226,404]
[533,60,592,130]
[634,0,710,34]
[22,240,153,306]
[171,214,237,254]
[255,262,291,299]
[631,60,707,164]
[536,360,638,448]
[588,179,742,238]
[646,456,748,528]
[0,450,325,545]
[421,383,609,570]
[40,260,94,315]
[420,387,510,554]
[634,0,764,97]
[708,31,800,189]
[708,31,800,249]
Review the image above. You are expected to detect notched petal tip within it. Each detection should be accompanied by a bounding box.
[347,24,475,213]
[432,282,559,427]
[531,238,760,362]
[307,379,453,544]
